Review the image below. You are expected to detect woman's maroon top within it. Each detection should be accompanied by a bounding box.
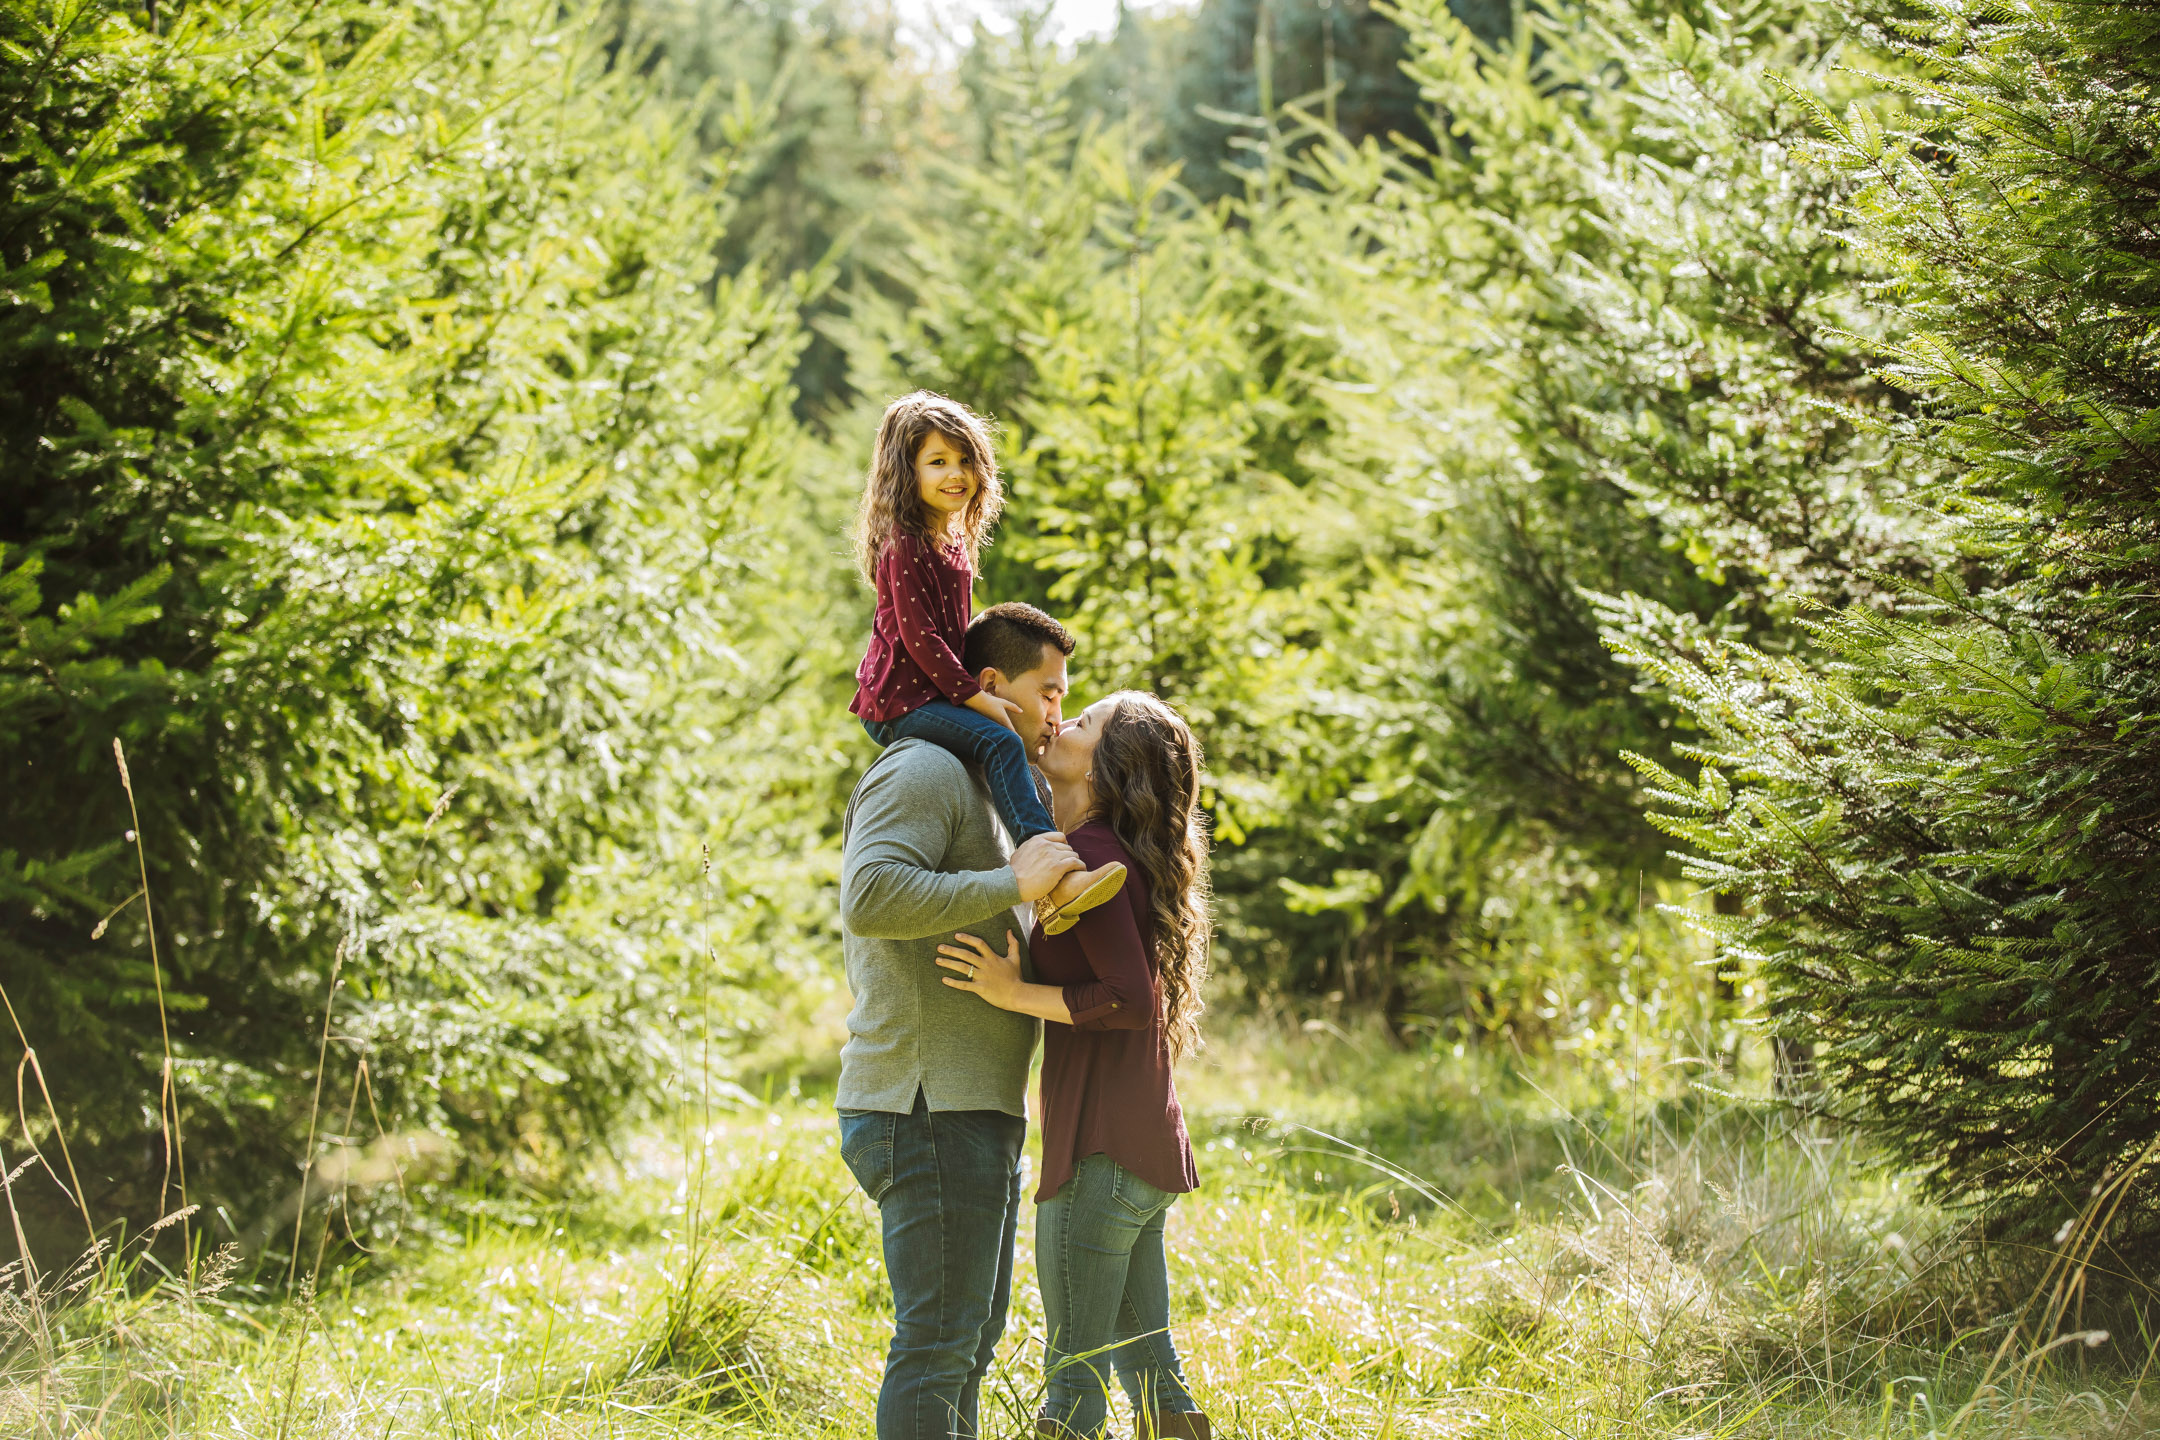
[1031,822,1199,1204]
[851,533,981,724]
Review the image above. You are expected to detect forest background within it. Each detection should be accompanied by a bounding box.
[3,0,2158,1433]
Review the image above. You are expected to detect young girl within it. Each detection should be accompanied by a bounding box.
[850,390,1126,932]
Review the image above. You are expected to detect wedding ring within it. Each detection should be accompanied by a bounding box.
[967,964,978,980]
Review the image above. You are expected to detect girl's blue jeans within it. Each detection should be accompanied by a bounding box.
[1035,1154,1197,1437]
[862,700,1055,844]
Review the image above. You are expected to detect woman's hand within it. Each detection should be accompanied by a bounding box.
[937,930,1023,1010]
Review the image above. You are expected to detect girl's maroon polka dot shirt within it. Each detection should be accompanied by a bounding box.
[851,533,982,723]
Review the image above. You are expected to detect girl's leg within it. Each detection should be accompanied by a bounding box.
[1106,1200,1197,1426]
[877,700,1056,842]
[1035,1156,1157,1438]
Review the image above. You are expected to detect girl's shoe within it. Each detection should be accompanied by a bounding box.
[1039,862,1126,936]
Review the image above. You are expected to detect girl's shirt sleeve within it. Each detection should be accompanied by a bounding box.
[1059,836,1155,1032]
[882,538,982,706]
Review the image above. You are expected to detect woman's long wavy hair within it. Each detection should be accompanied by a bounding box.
[852,390,1003,582]
[1090,693,1212,1060]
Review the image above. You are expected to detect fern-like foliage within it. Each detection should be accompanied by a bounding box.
[1601,0,2160,1259]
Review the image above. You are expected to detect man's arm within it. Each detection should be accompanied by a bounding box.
[840,751,1022,941]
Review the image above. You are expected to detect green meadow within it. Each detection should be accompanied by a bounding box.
[6,0,2159,1432]
[13,1012,2152,1437]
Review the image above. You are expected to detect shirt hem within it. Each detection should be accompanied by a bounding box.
[1034,1146,1200,1205]
[835,1080,1029,1118]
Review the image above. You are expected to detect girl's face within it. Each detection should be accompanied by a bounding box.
[914,431,977,530]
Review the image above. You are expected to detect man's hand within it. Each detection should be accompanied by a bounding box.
[1010,831,1080,903]
[964,690,1024,734]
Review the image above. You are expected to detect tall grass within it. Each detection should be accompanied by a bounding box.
[3,1005,2153,1438]
[2,765,2148,1434]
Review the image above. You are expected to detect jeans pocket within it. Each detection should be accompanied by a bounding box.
[1109,1162,1169,1223]
[837,1109,897,1204]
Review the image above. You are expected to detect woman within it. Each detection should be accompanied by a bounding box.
[936,691,1213,1440]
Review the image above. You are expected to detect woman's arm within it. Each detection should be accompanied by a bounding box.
[937,930,1072,1023]
[1055,874,1154,1031]
[939,834,1155,1031]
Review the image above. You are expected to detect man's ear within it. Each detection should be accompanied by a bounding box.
[975,665,1007,696]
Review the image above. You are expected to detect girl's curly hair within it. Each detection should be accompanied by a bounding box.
[1090,692,1212,1061]
[852,391,1003,582]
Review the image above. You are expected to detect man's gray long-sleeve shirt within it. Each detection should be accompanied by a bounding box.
[837,738,1041,1116]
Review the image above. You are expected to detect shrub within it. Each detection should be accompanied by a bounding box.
[0,0,808,1250]
[1607,0,2160,1254]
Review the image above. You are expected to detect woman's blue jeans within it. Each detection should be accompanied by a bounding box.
[1035,1154,1197,1437]
[862,701,1055,844]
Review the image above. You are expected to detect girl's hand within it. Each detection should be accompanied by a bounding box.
[964,690,1023,734]
[937,930,1022,1010]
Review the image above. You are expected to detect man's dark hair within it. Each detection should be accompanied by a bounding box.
[963,602,1074,679]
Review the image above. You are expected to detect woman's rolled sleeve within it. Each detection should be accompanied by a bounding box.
[1059,873,1156,1031]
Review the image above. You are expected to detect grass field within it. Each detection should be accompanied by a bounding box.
[9,1012,2155,1438]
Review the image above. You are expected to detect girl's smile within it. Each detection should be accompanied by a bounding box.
[915,431,978,526]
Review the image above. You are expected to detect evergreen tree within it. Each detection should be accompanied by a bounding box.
[1606,0,2160,1252]
[1358,0,1929,840]
[1066,0,1468,201]
[1,0,810,1250]
[841,19,1102,448]
[835,32,1396,995]
[1216,0,1924,1024]
[634,0,938,416]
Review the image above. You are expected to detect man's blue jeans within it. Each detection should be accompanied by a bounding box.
[839,1091,1027,1440]
[1036,1154,1197,1437]
[862,701,1055,844]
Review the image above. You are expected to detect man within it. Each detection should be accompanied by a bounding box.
[836,601,1079,1440]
